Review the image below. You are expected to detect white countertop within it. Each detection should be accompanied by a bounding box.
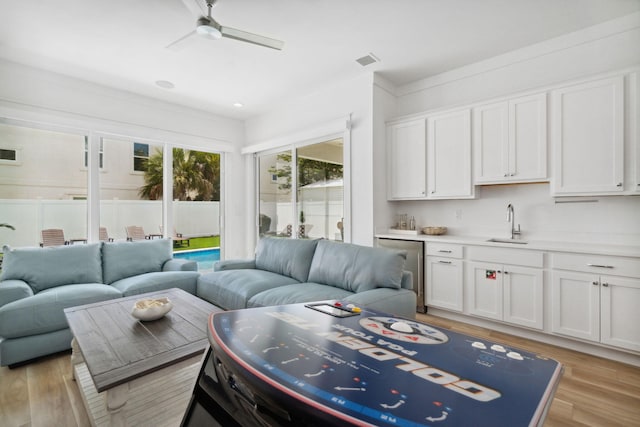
[375,233,640,258]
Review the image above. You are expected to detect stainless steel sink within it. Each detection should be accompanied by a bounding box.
[486,238,528,245]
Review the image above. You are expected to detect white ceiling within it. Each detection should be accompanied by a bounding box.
[1,0,639,120]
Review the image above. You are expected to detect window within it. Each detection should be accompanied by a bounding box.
[84,138,104,168]
[133,142,149,172]
[0,148,17,162]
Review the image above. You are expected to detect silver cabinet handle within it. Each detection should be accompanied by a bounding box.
[587,264,614,269]
[438,260,452,264]
[438,250,452,253]
[592,281,599,286]
[616,183,623,187]
[602,282,609,287]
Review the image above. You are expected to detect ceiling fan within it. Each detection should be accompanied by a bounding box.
[167,0,284,50]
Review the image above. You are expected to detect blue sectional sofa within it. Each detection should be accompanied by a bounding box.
[0,239,198,366]
[197,237,417,319]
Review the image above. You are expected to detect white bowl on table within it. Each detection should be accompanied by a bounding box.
[131,297,173,321]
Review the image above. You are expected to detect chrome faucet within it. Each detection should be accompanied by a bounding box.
[507,203,521,239]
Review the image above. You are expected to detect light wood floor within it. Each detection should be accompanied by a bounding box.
[1,314,639,426]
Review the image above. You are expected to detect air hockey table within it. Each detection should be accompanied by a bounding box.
[181,302,562,427]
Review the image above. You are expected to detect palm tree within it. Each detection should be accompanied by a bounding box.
[139,148,220,201]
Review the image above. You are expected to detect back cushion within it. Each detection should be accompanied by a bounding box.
[308,240,407,293]
[255,237,319,282]
[1,243,103,293]
[102,239,172,284]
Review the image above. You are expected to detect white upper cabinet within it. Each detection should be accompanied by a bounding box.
[551,76,625,195]
[473,93,547,184]
[426,109,473,199]
[387,119,426,199]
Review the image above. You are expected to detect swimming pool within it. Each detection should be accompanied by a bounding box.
[173,248,220,271]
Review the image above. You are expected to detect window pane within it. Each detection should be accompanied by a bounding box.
[297,139,344,240]
[172,148,221,272]
[0,122,88,247]
[259,151,292,238]
[99,138,162,242]
[133,142,150,172]
[0,149,17,161]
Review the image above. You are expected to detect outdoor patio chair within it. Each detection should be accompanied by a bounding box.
[125,225,148,241]
[159,225,190,247]
[99,227,114,242]
[40,229,68,247]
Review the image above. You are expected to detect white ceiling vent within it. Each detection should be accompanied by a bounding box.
[356,53,380,67]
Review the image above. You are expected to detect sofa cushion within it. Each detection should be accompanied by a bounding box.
[308,240,407,293]
[197,270,299,310]
[102,239,172,284]
[0,283,121,338]
[110,271,199,296]
[1,244,103,293]
[247,283,353,308]
[255,237,319,282]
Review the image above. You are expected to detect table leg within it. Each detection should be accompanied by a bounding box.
[107,383,129,427]
[70,337,84,380]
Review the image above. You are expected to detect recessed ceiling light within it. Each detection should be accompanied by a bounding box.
[155,80,175,89]
[233,102,244,108]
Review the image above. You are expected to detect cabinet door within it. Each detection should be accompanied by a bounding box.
[467,262,502,321]
[552,76,624,195]
[600,275,640,352]
[509,93,547,182]
[473,102,509,183]
[503,265,543,330]
[426,256,463,312]
[387,119,426,199]
[427,109,473,198]
[551,271,600,342]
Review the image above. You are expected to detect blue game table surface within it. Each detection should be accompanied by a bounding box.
[207,302,563,427]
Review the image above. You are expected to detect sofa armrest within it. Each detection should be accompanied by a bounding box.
[400,271,413,290]
[344,288,417,320]
[0,279,34,308]
[162,258,198,272]
[214,259,256,271]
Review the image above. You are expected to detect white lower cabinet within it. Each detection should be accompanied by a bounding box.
[467,262,543,329]
[426,257,463,312]
[551,253,640,352]
[425,243,463,312]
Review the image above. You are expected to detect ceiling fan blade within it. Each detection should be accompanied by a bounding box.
[180,0,207,18]
[165,29,197,50]
[220,26,284,50]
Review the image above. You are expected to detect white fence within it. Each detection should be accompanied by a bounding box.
[0,199,220,249]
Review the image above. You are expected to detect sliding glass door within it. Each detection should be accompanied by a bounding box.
[257,138,344,241]
[258,150,292,237]
[0,120,88,248]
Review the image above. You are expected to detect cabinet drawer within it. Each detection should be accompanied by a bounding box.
[467,246,543,268]
[426,243,463,258]
[552,252,640,278]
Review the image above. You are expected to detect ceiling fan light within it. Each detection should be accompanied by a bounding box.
[196,18,222,39]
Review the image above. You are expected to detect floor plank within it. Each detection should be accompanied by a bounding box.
[0,358,30,427]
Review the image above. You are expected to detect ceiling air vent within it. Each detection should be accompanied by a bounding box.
[356,53,380,67]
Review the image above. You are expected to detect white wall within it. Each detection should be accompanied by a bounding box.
[245,73,375,247]
[0,59,247,257]
[379,13,640,246]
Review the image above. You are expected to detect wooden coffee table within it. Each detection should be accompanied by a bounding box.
[64,288,222,427]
